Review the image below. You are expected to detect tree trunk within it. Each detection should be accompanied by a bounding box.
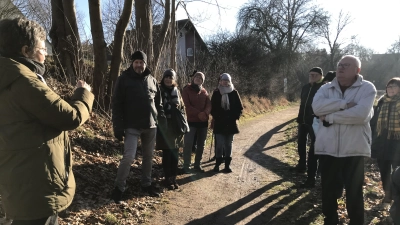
[135,0,153,68]
[170,0,176,70]
[49,0,81,84]
[153,0,170,71]
[107,0,134,101]
[88,0,108,108]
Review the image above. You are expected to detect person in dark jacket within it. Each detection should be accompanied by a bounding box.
[391,166,400,224]
[156,69,186,190]
[182,72,212,173]
[211,73,243,172]
[371,77,400,204]
[111,50,164,203]
[0,18,94,224]
[292,67,323,188]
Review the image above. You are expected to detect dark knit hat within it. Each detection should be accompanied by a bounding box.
[193,72,205,84]
[131,50,147,64]
[309,67,323,75]
[163,68,176,80]
[322,71,336,83]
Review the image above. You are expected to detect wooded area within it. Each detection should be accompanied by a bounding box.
[1,0,400,110]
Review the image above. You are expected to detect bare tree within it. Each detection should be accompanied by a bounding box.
[1,0,24,19]
[135,0,154,67]
[88,0,108,107]
[318,10,352,69]
[49,0,82,83]
[388,36,400,54]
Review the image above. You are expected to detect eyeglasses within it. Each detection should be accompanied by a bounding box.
[337,63,351,69]
[387,85,399,89]
[36,47,47,52]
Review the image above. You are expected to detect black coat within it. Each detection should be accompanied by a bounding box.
[371,98,400,160]
[211,89,243,134]
[112,66,164,132]
[156,86,185,150]
[297,82,323,125]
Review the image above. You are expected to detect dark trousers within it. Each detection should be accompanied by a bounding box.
[377,159,400,198]
[320,155,364,225]
[12,215,58,225]
[162,148,179,178]
[298,124,318,180]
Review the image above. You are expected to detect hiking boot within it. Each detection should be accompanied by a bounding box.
[193,165,205,173]
[163,177,174,190]
[111,187,123,204]
[299,179,315,188]
[223,157,232,173]
[141,185,160,197]
[172,176,179,190]
[213,157,223,172]
[289,164,306,173]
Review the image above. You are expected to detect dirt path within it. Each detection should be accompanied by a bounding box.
[147,105,316,225]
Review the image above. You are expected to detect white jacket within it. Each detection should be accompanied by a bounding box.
[312,75,376,157]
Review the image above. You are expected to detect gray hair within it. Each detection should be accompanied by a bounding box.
[0,17,46,57]
[340,55,362,68]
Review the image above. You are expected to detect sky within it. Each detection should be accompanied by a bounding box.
[77,0,400,54]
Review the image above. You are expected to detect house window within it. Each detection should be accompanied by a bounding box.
[187,48,193,56]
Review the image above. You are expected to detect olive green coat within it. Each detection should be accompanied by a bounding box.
[0,57,94,220]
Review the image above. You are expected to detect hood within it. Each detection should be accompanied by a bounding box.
[0,57,27,91]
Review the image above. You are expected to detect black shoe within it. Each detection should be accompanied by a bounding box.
[193,165,205,173]
[172,176,179,190]
[289,165,306,173]
[299,179,315,188]
[163,177,174,190]
[223,157,232,173]
[111,187,123,204]
[181,167,191,174]
[142,185,160,197]
[383,193,392,203]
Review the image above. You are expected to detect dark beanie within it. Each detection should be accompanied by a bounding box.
[131,50,147,64]
[309,67,323,75]
[163,68,176,80]
[322,71,336,83]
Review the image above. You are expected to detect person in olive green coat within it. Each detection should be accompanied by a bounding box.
[0,18,94,224]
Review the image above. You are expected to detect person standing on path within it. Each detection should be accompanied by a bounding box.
[111,50,164,203]
[291,67,324,189]
[156,69,186,190]
[181,72,211,173]
[312,55,376,225]
[0,17,94,224]
[371,77,400,204]
[210,73,243,172]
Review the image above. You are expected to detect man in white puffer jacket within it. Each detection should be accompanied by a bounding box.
[312,55,376,225]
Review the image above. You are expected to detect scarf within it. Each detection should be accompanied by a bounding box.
[377,94,400,139]
[162,86,180,116]
[190,82,202,93]
[11,56,47,84]
[218,83,234,110]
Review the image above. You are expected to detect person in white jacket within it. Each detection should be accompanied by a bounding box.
[312,55,376,225]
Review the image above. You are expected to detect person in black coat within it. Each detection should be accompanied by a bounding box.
[156,69,186,190]
[371,77,400,204]
[211,73,243,172]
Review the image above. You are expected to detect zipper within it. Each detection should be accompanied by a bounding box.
[303,85,312,123]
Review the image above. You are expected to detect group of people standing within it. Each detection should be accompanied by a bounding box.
[294,55,400,224]
[110,50,244,204]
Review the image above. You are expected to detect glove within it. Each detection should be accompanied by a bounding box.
[198,112,208,122]
[114,128,124,141]
[322,120,332,127]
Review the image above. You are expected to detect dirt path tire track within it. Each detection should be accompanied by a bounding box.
[147,106,314,225]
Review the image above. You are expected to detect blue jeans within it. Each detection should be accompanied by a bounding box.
[183,126,207,168]
[115,128,156,191]
[215,134,234,158]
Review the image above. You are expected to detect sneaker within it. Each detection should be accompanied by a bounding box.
[299,179,315,188]
[289,164,306,173]
[142,185,160,197]
[111,187,123,204]
[193,165,205,173]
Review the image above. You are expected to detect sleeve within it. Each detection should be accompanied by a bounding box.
[204,90,212,115]
[234,91,244,120]
[325,83,376,125]
[13,76,94,131]
[210,90,219,118]
[155,82,165,117]
[112,76,124,131]
[312,86,348,117]
[182,86,201,116]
